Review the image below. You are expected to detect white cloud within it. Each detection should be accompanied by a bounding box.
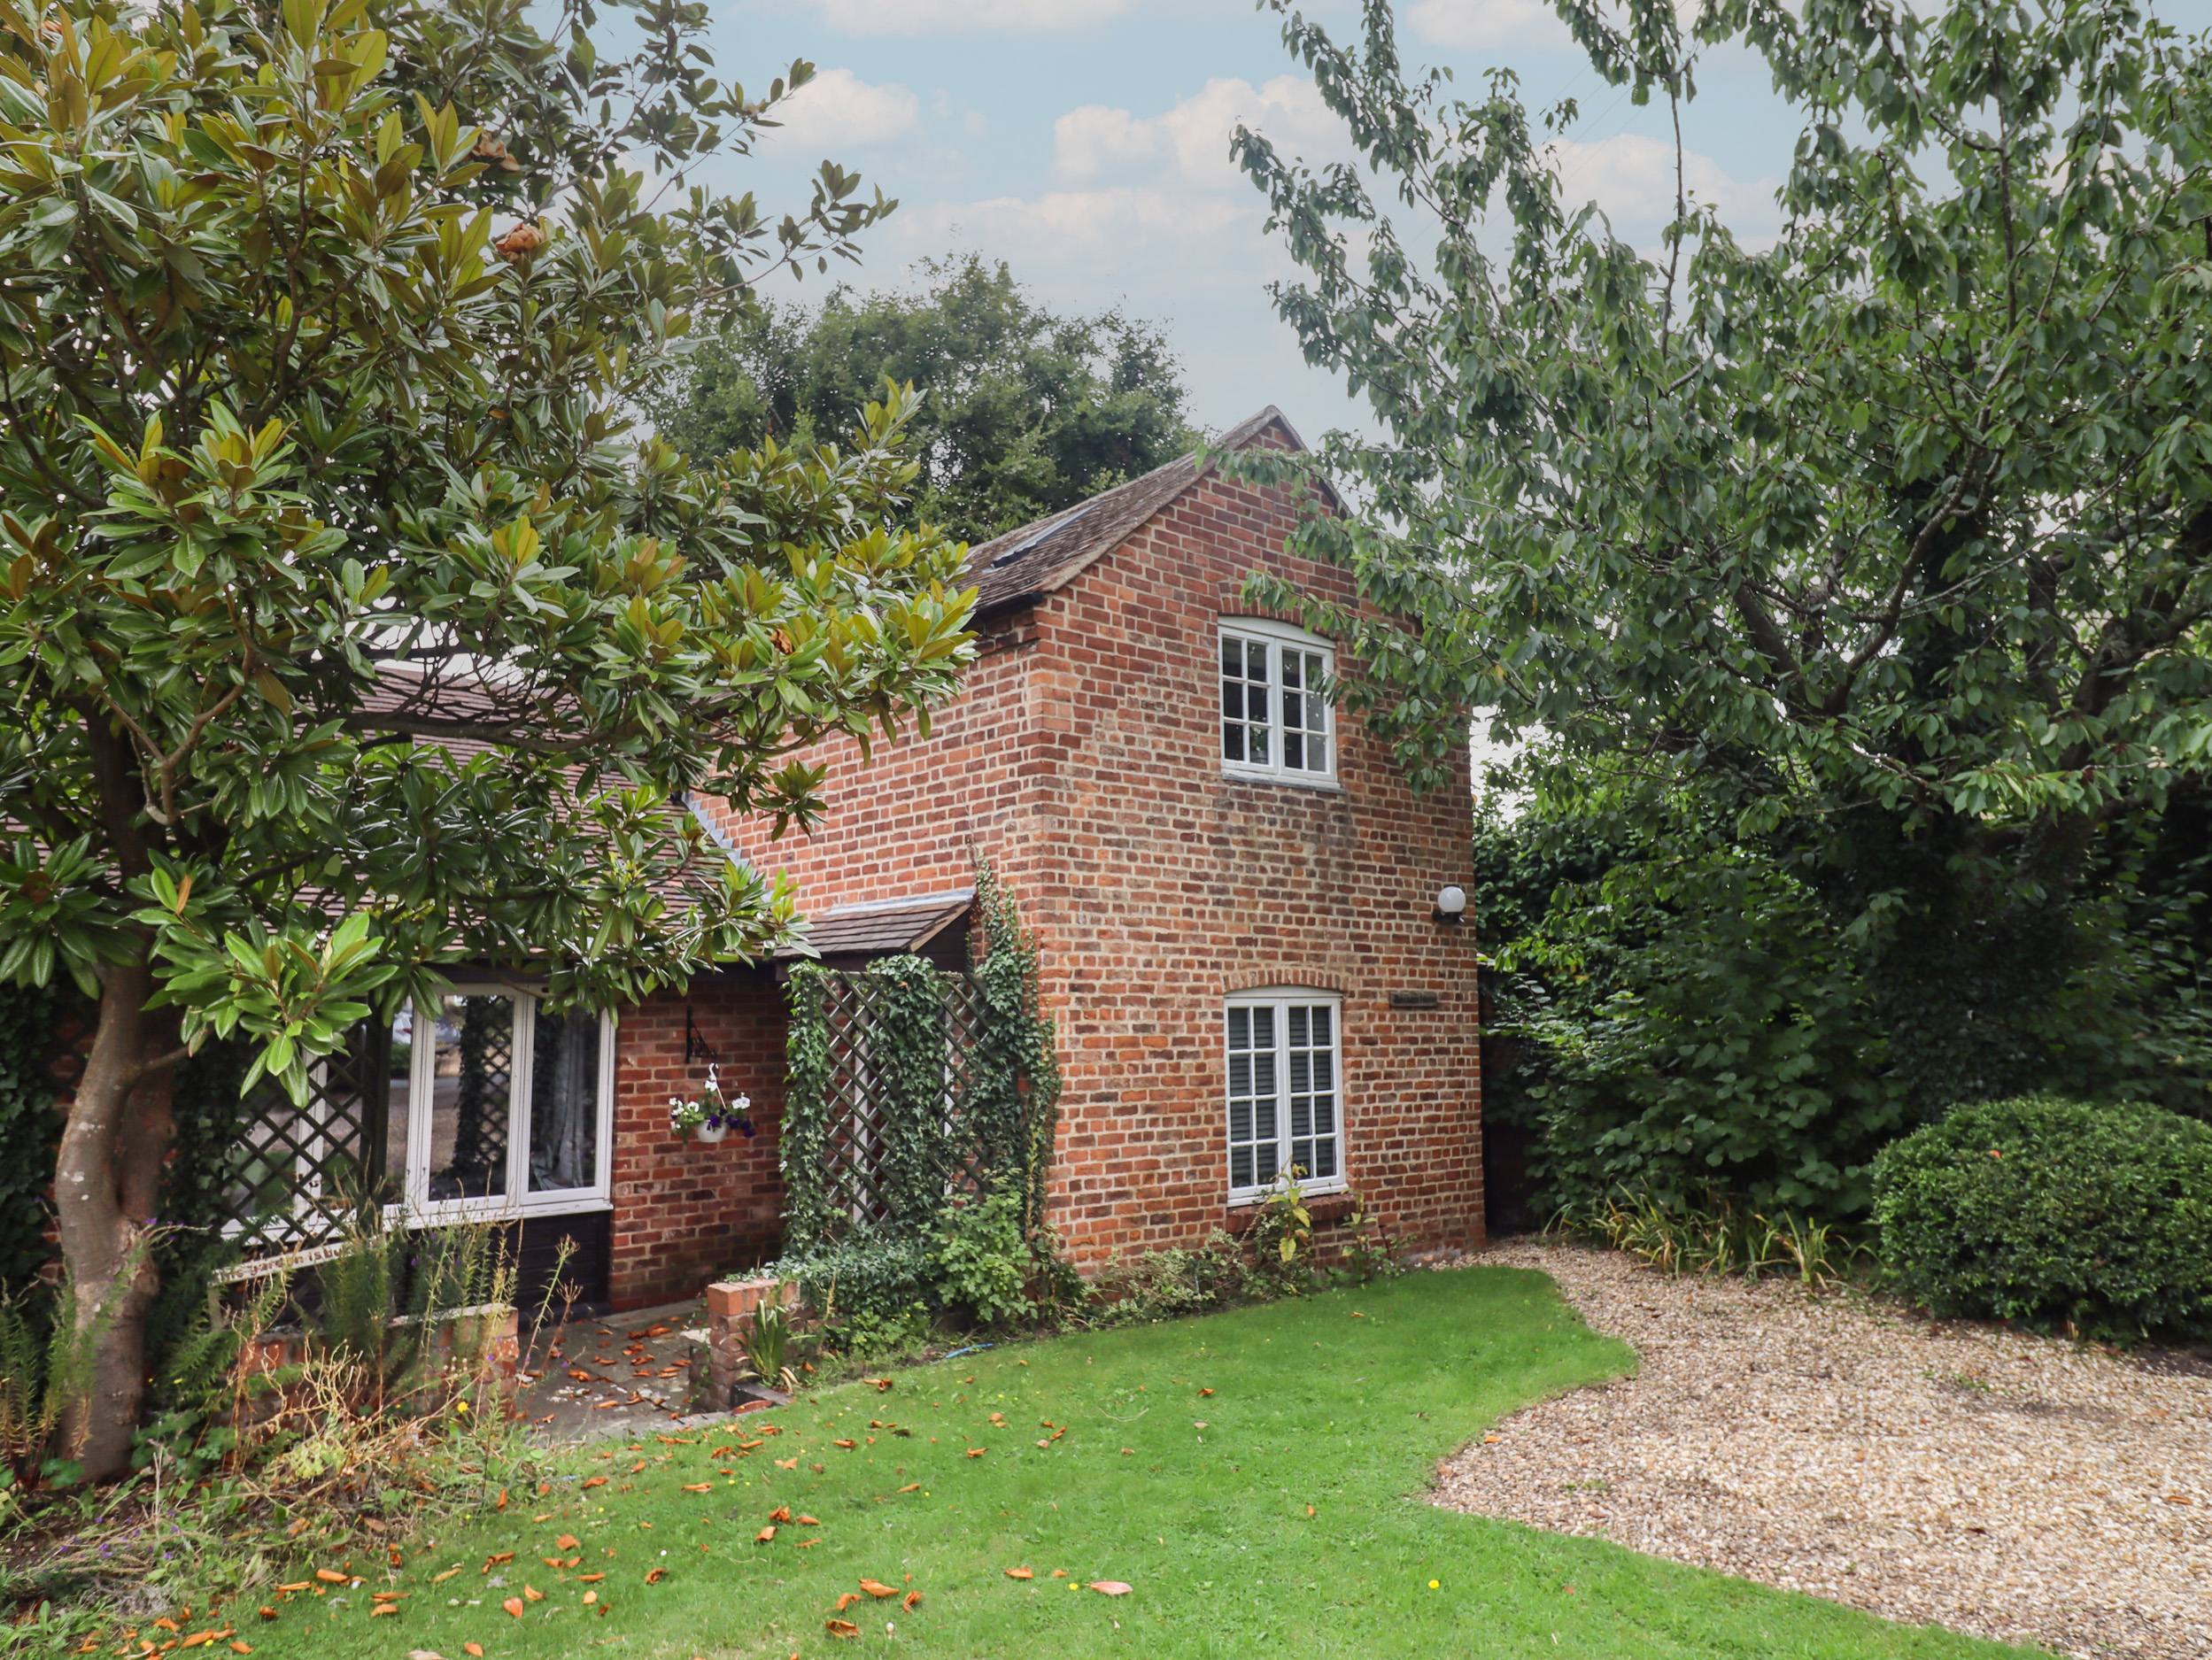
[1055,75,1344,192]
[899,187,1252,268]
[1407,0,1573,49]
[1409,0,1710,51]
[761,67,921,152]
[808,0,1133,33]
[1545,132,1774,227]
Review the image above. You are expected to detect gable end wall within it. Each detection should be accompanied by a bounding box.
[708,459,1483,1269]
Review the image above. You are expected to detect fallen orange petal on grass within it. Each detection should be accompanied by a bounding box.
[369,1604,399,1618]
[769,1506,792,1523]
[896,1483,920,1493]
[1089,1581,1133,1596]
[228,1646,251,1656]
[756,1526,777,1542]
[557,1534,580,1549]
[795,1514,819,1525]
[1004,1567,1033,1580]
[522,1584,545,1602]
[774,1458,798,1470]
[824,1618,859,1639]
[682,1483,711,1493]
[313,1570,348,1585]
[466,1645,484,1657]
[965,1448,985,1458]
[577,1573,605,1583]
[835,1593,861,1613]
[858,1579,896,1598]
[502,1598,524,1618]
[901,1590,922,1611]
[1200,1387,1214,1396]
[256,1607,276,1621]
[583,1477,607,1488]
[646,1568,666,1585]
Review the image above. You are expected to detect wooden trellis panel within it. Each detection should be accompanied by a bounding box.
[221,1019,391,1257]
[804,969,992,1240]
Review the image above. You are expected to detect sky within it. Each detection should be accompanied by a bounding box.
[694,0,2212,445]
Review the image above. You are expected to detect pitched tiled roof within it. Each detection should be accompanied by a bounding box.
[777,891,974,961]
[963,405,1321,617]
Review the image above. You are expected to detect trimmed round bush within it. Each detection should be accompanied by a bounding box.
[1872,1095,2212,1342]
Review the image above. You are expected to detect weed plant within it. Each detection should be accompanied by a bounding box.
[2,1214,569,1647]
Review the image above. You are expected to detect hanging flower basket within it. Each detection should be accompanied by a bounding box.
[669,1067,753,1146]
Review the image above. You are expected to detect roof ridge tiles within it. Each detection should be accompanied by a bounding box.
[960,405,1320,618]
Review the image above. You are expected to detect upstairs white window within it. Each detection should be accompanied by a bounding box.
[1225,990,1345,1201]
[1220,619,1335,784]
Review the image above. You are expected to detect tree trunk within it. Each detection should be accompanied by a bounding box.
[51,954,174,1481]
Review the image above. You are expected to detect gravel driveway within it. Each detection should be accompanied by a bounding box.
[1435,1239,2212,1659]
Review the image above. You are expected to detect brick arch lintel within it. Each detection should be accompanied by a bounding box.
[1219,965,1355,998]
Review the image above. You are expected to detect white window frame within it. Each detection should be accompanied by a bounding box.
[1219,617,1338,787]
[1223,987,1347,1204]
[389,986,617,1227]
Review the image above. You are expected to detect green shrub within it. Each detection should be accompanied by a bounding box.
[931,1186,1033,1328]
[1872,1095,2212,1342]
[770,1235,936,1329]
[1580,1187,1863,1286]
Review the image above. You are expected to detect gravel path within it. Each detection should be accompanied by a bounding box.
[1434,1239,2212,1659]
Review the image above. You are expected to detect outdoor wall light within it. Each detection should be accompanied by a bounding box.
[1433,884,1468,924]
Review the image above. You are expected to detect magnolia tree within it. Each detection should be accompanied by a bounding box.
[1232,0,2212,1198]
[0,0,972,1479]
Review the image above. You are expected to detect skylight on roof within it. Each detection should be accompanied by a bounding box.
[988,501,1092,568]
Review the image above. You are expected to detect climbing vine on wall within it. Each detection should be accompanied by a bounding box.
[969,860,1060,1234]
[780,861,1060,1247]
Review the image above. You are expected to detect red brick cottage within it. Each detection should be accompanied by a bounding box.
[590,406,1486,1306]
[241,409,1481,1311]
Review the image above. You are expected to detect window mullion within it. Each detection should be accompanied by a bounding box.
[509,994,537,1208]
[405,998,432,1216]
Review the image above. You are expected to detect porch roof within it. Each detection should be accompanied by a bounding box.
[779,889,975,961]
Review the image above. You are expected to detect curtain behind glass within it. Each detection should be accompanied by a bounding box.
[530,1009,600,1193]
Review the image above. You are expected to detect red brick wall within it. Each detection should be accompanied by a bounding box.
[694,457,1483,1271]
[607,974,791,1309]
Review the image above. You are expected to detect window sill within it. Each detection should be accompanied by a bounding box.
[1219,768,1346,795]
[387,1193,614,1227]
[1221,1186,1354,1231]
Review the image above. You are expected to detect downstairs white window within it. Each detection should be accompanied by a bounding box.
[1225,990,1345,1201]
[384,989,615,1221]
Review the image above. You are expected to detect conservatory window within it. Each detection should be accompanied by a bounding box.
[391,989,615,1219]
[1220,619,1335,784]
[1225,990,1345,1202]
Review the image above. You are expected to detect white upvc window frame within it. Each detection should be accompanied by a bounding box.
[389,985,617,1228]
[1219,616,1338,787]
[1223,987,1348,1204]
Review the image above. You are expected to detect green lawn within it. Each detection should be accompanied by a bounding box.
[239,1268,2025,1659]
